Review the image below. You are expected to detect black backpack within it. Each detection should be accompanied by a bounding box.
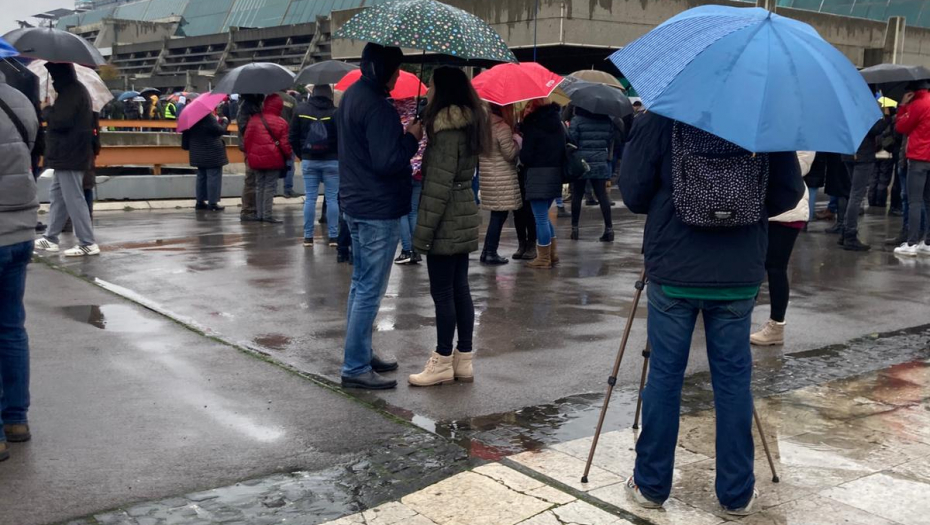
[671,122,769,228]
[302,113,336,154]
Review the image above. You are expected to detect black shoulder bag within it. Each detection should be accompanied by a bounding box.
[0,97,33,149]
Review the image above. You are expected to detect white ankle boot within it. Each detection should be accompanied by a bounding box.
[750,320,785,346]
[453,349,474,383]
[408,352,454,387]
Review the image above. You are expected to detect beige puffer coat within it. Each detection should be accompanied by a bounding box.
[478,113,522,212]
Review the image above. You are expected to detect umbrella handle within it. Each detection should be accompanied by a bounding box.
[416,49,426,120]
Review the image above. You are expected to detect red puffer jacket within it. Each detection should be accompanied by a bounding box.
[243,93,293,170]
[896,90,930,162]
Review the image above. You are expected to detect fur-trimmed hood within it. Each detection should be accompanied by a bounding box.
[431,105,475,132]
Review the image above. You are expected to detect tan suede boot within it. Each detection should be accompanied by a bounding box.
[550,238,560,265]
[2,424,30,443]
[525,244,552,269]
[408,352,455,387]
[0,441,9,462]
[750,320,785,346]
[453,349,474,383]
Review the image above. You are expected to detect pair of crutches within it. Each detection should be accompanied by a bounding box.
[581,269,779,484]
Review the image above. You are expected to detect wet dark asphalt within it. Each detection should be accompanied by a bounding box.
[45,200,930,426]
[1,264,431,525]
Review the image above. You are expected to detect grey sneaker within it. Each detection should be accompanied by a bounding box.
[725,489,759,516]
[624,476,663,509]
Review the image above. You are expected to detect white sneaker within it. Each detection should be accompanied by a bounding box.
[917,242,930,256]
[624,476,664,509]
[34,238,59,252]
[725,489,759,516]
[894,242,919,257]
[63,244,100,257]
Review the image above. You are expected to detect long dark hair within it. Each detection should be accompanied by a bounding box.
[423,67,490,156]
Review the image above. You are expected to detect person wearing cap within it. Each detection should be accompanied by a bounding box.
[336,43,424,390]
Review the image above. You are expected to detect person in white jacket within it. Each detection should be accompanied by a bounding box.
[750,151,814,346]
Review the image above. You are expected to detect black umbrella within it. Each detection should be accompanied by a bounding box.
[295,60,358,86]
[860,63,930,101]
[2,27,105,67]
[138,87,161,98]
[560,77,633,118]
[214,63,296,95]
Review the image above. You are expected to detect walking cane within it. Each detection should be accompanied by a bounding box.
[581,269,647,484]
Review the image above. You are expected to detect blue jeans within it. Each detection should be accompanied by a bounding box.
[635,285,755,510]
[342,216,401,377]
[807,187,818,222]
[399,180,422,252]
[302,159,340,239]
[530,199,555,246]
[282,157,295,193]
[0,240,32,442]
[196,166,223,205]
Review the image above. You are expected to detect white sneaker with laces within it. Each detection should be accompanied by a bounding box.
[725,489,759,516]
[34,238,59,252]
[624,476,663,509]
[917,241,930,256]
[63,244,100,257]
[894,242,919,257]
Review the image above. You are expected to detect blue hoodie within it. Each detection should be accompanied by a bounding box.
[336,44,419,220]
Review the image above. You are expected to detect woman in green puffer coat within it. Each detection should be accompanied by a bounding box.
[410,67,490,388]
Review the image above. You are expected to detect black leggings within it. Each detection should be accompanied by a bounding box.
[571,179,612,228]
[765,223,801,323]
[513,169,536,245]
[484,210,509,253]
[426,253,475,356]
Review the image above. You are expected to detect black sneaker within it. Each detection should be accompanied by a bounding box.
[35,222,47,233]
[208,204,225,211]
[412,251,422,264]
[394,250,413,265]
[303,237,314,247]
[263,217,283,224]
[195,201,209,210]
[337,251,351,263]
[240,215,261,222]
[328,238,338,247]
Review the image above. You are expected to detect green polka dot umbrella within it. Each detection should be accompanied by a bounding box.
[334,0,517,63]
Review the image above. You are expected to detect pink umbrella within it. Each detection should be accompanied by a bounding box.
[177,92,227,133]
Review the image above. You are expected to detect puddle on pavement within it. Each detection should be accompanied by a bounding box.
[254,334,292,351]
[61,304,162,333]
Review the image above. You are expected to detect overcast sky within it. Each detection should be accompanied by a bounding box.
[1,0,74,36]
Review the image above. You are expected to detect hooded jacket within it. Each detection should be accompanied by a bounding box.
[290,95,338,161]
[478,112,522,212]
[44,63,94,171]
[336,43,419,220]
[413,106,481,255]
[520,103,566,201]
[619,112,805,288]
[243,94,293,171]
[183,114,229,169]
[0,82,40,247]
[896,89,930,162]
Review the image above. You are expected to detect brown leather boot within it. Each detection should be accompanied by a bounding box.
[526,244,553,269]
[550,238,560,265]
[3,424,31,443]
[452,349,474,383]
[408,352,455,387]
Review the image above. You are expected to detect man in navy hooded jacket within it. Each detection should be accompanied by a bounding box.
[336,43,423,390]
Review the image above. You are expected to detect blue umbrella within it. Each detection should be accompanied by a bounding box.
[609,5,881,154]
[0,37,18,59]
[118,90,140,102]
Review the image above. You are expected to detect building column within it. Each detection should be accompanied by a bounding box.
[884,16,907,65]
[755,0,776,12]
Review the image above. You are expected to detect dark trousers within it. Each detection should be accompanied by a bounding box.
[196,167,223,206]
[571,179,612,229]
[337,213,352,257]
[484,210,509,254]
[426,254,474,357]
[765,224,801,323]
[513,170,536,245]
[241,165,257,218]
[844,162,874,235]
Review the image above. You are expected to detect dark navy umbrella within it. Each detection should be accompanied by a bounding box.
[560,77,633,118]
[295,61,358,86]
[860,64,930,101]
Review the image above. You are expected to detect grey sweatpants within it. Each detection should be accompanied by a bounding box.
[45,170,95,246]
[844,162,874,235]
[255,170,279,220]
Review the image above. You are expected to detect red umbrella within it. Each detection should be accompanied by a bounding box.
[472,63,563,106]
[335,69,427,100]
[176,92,227,133]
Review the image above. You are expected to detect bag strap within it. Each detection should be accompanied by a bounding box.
[0,97,32,148]
[258,113,287,162]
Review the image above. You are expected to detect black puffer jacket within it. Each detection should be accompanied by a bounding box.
[569,108,614,180]
[520,103,565,201]
[44,63,94,171]
[290,96,338,161]
[183,115,228,168]
[841,118,887,164]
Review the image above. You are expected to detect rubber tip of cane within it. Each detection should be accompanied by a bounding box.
[632,424,639,430]
[773,476,780,483]
[581,476,589,484]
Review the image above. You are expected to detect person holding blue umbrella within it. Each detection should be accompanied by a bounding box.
[613,5,870,515]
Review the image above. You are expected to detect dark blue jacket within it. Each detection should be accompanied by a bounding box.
[336,76,418,220]
[569,108,614,180]
[619,112,805,288]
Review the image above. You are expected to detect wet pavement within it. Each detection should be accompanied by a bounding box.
[16,199,930,524]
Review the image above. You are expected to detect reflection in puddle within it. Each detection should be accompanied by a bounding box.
[61,304,162,333]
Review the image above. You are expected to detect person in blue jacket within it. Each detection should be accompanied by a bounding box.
[618,111,804,516]
[335,43,424,390]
